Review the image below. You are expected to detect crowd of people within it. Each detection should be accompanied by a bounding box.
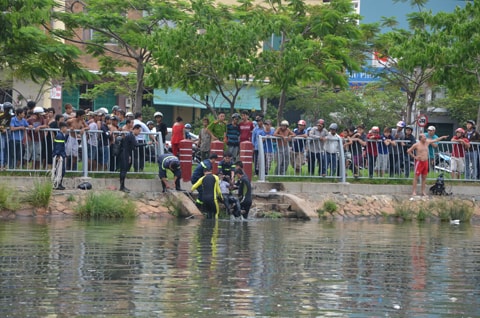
[2,100,480,208]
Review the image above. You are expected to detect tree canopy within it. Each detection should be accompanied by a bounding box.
[0,0,91,103]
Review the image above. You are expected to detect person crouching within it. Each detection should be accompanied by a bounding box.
[157,153,182,192]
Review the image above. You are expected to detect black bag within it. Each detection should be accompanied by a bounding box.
[111,136,123,157]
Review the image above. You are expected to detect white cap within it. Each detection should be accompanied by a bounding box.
[33,106,45,115]
[280,120,289,126]
[126,112,134,117]
[427,125,436,131]
[154,111,163,118]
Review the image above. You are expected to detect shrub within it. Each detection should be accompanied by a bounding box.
[317,199,338,217]
[262,211,283,219]
[0,183,20,211]
[416,205,432,221]
[76,191,136,219]
[24,179,53,208]
[323,200,338,214]
[446,200,473,222]
[393,204,416,221]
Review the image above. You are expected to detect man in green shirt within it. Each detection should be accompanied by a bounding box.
[207,111,227,148]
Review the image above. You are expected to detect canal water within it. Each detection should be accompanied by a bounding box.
[0,218,479,317]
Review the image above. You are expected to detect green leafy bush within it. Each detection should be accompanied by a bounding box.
[0,183,20,211]
[24,179,52,208]
[76,191,136,219]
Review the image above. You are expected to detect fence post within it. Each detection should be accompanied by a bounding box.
[339,138,346,183]
[258,136,266,182]
[240,141,253,180]
[210,140,224,174]
[179,139,193,182]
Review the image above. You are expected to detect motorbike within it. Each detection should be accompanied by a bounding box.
[434,152,451,173]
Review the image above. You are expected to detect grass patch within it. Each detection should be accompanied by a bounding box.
[24,179,53,208]
[0,183,20,211]
[393,203,416,221]
[393,199,474,222]
[448,201,474,222]
[260,211,283,219]
[317,199,338,217]
[67,194,75,202]
[76,191,136,219]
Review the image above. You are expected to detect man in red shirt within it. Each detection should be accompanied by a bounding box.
[239,111,254,143]
[451,128,470,179]
[366,126,381,178]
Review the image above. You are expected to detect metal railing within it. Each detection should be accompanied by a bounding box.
[0,127,164,177]
[2,127,480,184]
[256,136,480,183]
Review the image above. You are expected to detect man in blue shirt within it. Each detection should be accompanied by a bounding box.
[158,153,182,192]
[9,108,31,169]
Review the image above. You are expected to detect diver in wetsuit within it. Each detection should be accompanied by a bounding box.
[191,169,223,219]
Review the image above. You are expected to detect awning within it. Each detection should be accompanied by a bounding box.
[153,86,261,111]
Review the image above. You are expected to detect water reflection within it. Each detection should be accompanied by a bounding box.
[0,218,479,317]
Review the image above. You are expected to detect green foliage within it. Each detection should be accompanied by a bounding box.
[67,194,75,202]
[1,0,92,95]
[0,184,20,211]
[257,0,369,124]
[147,0,267,116]
[317,199,338,217]
[416,205,432,221]
[393,204,416,221]
[261,211,283,219]
[433,93,480,126]
[24,179,53,208]
[51,0,187,113]
[448,201,473,222]
[285,85,365,128]
[76,192,136,219]
[393,199,473,222]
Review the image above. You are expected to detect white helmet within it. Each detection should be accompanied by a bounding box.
[329,123,338,130]
[154,111,163,118]
[98,107,109,114]
[33,106,45,115]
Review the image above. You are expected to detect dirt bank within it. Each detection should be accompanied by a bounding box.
[2,186,480,222]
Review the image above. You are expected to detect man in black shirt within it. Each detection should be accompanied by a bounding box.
[154,112,168,147]
[235,168,252,219]
[119,124,145,193]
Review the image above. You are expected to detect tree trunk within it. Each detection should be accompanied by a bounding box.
[406,91,416,125]
[476,103,480,131]
[277,89,286,125]
[134,60,145,114]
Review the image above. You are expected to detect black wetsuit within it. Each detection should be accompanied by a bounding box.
[237,174,252,218]
[192,173,222,219]
[119,132,145,191]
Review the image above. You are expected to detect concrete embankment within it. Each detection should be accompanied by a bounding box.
[2,177,480,221]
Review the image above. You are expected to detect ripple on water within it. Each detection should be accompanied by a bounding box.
[0,219,479,317]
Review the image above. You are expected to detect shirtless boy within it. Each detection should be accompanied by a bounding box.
[66,109,89,170]
[407,134,448,196]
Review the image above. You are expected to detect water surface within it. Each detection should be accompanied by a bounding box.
[0,218,479,317]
